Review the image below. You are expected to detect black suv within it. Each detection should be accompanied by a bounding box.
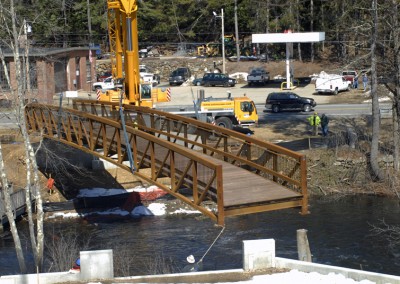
[265,92,316,113]
[169,67,191,86]
[201,73,236,87]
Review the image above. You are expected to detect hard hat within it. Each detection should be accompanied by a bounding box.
[314,112,318,115]
[186,255,195,264]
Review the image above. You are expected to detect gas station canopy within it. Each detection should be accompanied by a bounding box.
[252,32,325,90]
[252,32,325,43]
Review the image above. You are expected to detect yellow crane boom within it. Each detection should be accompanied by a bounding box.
[98,0,169,107]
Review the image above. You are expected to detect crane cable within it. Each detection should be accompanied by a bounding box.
[118,89,136,173]
[198,226,225,264]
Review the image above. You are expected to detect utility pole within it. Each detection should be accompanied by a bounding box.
[213,9,225,74]
[221,9,225,73]
[234,0,240,62]
[87,0,93,97]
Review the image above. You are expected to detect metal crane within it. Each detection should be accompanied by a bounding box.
[98,0,169,107]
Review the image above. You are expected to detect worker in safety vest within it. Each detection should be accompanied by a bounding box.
[307,112,321,136]
[47,174,55,195]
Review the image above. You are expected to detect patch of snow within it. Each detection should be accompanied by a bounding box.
[171,208,201,215]
[230,72,248,81]
[147,203,166,216]
[273,75,285,80]
[363,96,391,103]
[47,212,80,219]
[217,270,376,284]
[130,185,160,192]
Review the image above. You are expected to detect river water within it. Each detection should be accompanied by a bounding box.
[0,195,399,276]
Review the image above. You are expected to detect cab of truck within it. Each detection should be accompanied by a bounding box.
[200,95,258,128]
[233,97,258,127]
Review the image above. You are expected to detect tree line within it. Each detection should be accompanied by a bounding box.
[0,1,379,59]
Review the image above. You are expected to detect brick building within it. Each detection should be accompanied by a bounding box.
[0,47,96,105]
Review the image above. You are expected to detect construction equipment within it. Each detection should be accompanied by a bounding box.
[170,91,258,130]
[197,35,252,58]
[97,0,169,107]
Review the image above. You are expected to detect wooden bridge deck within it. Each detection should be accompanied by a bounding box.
[25,101,308,225]
[169,141,303,218]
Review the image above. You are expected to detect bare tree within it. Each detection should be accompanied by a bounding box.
[381,0,400,171]
[0,0,44,273]
[368,0,384,181]
[0,144,27,273]
[390,0,400,171]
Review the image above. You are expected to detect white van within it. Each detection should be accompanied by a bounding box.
[315,72,351,95]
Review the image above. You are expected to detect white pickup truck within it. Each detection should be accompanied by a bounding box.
[315,72,351,95]
[247,68,270,86]
[93,66,160,91]
[140,65,160,86]
[93,76,114,91]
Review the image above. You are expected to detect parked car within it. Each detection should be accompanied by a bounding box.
[169,67,191,86]
[192,77,203,86]
[201,73,236,87]
[265,92,317,113]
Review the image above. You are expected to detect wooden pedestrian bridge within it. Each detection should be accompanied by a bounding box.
[24,99,308,225]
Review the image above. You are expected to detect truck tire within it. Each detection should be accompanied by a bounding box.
[334,88,339,95]
[215,117,233,129]
[272,105,280,113]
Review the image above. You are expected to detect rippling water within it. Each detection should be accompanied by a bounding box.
[1,195,399,276]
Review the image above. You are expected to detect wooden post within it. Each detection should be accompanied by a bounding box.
[297,229,312,262]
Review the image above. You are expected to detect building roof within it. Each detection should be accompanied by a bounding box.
[1,46,91,58]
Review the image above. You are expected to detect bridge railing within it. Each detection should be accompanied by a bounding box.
[25,103,226,224]
[71,99,307,212]
[1,185,37,226]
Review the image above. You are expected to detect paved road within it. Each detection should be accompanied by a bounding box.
[156,82,320,107]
